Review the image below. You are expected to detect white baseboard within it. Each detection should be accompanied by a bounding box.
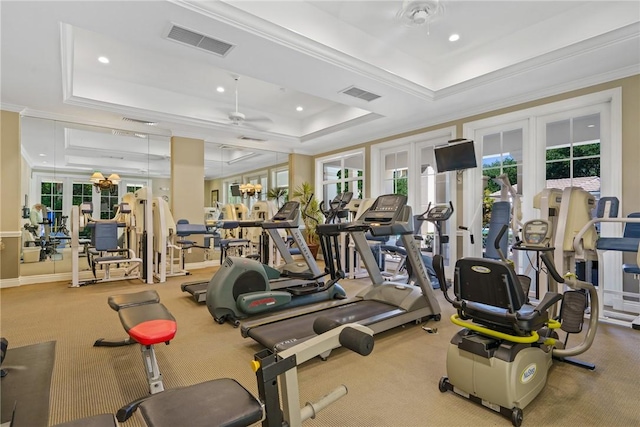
[185,260,219,270]
[0,278,21,288]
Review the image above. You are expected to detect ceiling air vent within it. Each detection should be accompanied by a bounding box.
[340,86,381,102]
[238,136,267,142]
[112,130,148,138]
[166,24,234,57]
[122,117,158,126]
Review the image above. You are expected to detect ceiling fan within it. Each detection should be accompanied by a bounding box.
[397,0,444,28]
[224,76,273,131]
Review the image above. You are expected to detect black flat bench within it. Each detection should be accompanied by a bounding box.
[139,378,263,427]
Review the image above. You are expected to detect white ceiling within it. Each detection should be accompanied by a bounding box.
[2,0,639,179]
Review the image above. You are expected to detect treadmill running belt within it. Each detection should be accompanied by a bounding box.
[247,300,399,351]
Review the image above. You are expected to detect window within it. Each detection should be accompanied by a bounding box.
[482,129,523,196]
[100,187,119,220]
[480,129,524,252]
[319,151,364,205]
[383,151,408,196]
[72,183,93,206]
[127,184,143,194]
[545,113,600,194]
[41,181,64,230]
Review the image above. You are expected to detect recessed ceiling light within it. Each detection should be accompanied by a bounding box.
[587,124,595,128]
[216,86,225,93]
[296,106,304,112]
[39,153,46,157]
[449,34,460,42]
[98,56,110,64]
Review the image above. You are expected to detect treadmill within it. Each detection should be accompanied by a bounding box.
[241,194,442,353]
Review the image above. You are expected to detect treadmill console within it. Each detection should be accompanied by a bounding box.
[263,201,300,229]
[425,203,454,222]
[521,219,552,247]
[362,194,407,224]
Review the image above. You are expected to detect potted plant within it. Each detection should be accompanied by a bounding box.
[291,182,323,257]
[266,186,288,208]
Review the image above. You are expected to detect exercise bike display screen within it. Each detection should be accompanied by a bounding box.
[522,220,552,247]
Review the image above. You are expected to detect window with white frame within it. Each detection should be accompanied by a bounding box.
[463,89,621,318]
[100,187,119,220]
[382,151,408,197]
[545,113,600,193]
[319,150,364,205]
[127,184,144,194]
[72,183,93,207]
[40,181,64,230]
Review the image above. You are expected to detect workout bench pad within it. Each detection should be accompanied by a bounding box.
[139,378,263,427]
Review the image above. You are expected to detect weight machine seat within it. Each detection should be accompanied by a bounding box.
[138,378,263,427]
[596,212,640,252]
[119,303,176,346]
[453,258,562,335]
[52,414,117,427]
[623,264,640,274]
[176,220,209,237]
[107,290,160,311]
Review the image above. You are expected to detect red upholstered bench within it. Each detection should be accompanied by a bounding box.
[119,303,176,346]
[94,290,177,422]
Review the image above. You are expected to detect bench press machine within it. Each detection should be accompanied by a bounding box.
[90,290,373,427]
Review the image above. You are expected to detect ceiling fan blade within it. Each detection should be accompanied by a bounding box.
[244,116,273,125]
[240,120,272,131]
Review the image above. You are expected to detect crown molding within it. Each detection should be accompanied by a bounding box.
[173,0,435,101]
[435,23,640,100]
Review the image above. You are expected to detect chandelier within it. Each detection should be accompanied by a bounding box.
[90,171,121,193]
[239,183,262,199]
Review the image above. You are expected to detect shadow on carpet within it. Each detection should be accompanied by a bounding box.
[1,341,56,427]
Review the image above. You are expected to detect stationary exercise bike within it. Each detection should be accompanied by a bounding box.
[434,221,599,426]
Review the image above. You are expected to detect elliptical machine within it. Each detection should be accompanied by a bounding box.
[434,221,599,426]
[206,200,347,327]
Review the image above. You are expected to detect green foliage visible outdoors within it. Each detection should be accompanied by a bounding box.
[482,188,495,228]
[291,182,322,246]
[394,176,408,196]
[267,187,288,207]
[546,143,600,179]
[336,169,364,198]
[482,157,518,194]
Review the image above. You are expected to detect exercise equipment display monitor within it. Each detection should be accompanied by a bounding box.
[521,219,553,247]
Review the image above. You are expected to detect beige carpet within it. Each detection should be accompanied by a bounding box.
[1,268,639,426]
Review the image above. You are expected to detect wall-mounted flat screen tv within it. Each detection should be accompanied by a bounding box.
[434,139,478,173]
[230,184,241,197]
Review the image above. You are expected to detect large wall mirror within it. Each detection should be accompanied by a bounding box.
[19,116,289,279]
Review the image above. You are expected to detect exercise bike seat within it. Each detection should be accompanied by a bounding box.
[454,258,561,335]
[138,378,263,427]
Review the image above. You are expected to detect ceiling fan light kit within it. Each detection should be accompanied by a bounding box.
[397,0,444,28]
